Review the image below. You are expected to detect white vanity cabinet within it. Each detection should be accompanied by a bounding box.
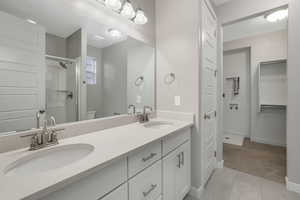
[41,127,191,200]
[163,140,191,200]
[42,158,127,200]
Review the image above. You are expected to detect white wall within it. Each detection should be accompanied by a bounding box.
[87,46,103,118]
[224,30,287,146]
[223,48,250,137]
[127,40,155,111]
[102,42,127,117]
[45,33,66,58]
[155,0,202,189]
[287,0,300,186]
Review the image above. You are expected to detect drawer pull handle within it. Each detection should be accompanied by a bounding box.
[143,184,157,197]
[177,154,181,168]
[180,152,184,166]
[142,153,157,162]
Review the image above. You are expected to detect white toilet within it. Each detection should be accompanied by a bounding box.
[87,111,96,119]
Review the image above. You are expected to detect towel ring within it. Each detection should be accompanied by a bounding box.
[164,73,176,85]
[135,76,144,86]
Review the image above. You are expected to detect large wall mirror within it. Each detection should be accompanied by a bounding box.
[0,1,155,135]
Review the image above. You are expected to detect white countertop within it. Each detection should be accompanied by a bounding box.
[0,118,193,200]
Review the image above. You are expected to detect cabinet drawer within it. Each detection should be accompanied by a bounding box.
[43,158,127,200]
[128,141,161,177]
[163,128,190,156]
[100,184,127,200]
[129,160,162,200]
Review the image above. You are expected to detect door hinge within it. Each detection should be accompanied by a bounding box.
[214,70,217,77]
[214,111,217,117]
[214,151,217,157]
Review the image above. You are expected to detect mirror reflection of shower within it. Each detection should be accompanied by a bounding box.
[45,55,78,124]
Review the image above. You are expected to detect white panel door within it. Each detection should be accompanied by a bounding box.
[0,11,45,134]
[201,1,218,184]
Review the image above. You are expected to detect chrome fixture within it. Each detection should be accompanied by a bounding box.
[21,116,64,151]
[128,104,136,115]
[137,106,153,123]
[226,77,240,96]
[96,0,148,25]
[36,110,45,129]
[134,76,144,86]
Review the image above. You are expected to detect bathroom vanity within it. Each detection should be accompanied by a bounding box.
[0,118,192,200]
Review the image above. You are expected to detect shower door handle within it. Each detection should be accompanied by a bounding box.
[204,113,211,120]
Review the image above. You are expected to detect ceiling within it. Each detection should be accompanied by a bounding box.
[212,0,234,6]
[223,14,288,42]
[0,0,135,48]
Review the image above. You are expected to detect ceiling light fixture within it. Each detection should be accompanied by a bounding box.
[108,28,122,38]
[105,0,122,11]
[26,19,37,24]
[265,9,288,22]
[94,35,105,40]
[120,0,136,19]
[96,0,148,25]
[134,9,148,25]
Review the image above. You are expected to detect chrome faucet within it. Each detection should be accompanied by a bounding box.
[128,104,136,115]
[137,106,153,123]
[21,116,64,151]
[36,110,45,129]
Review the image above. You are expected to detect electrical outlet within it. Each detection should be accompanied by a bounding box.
[174,96,181,106]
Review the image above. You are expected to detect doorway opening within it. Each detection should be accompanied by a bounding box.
[221,9,288,183]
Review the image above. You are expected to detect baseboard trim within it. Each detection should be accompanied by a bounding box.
[251,137,286,147]
[216,160,224,169]
[189,186,204,199]
[286,177,300,194]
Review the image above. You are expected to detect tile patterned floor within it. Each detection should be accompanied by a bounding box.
[184,168,300,200]
[223,138,286,183]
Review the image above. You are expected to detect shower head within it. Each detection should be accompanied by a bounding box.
[59,62,68,69]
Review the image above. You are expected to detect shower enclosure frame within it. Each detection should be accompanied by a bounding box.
[45,55,80,122]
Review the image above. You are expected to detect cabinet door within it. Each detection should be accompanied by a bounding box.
[176,141,191,200]
[101,184,127,200]
[129,160,162,200]
[163,147,180,200]
[163,141,191,200]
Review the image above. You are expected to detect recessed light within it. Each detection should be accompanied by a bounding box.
[94,35,105,40]
[265,9,288,22]
[26,19,37,24]
[108,29,122,38]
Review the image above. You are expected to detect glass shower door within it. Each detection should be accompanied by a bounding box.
[45,57,78,124]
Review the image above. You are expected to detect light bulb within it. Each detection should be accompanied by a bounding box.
[108,29,122,38]
[134,9,148,25]
[121,1,136,19]
[105,0,122,11]
[266,9,288,22]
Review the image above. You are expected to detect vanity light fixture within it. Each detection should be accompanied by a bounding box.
[96,0,148,25]
[120,0,136,19]
[108,28,123,38]
[265,9,288,22]
[105,0,122,11]
[133,8,148,25]
[26,19,37,24]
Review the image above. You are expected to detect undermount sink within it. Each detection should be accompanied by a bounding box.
[143,121,174,129]
[4,143,94,176]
